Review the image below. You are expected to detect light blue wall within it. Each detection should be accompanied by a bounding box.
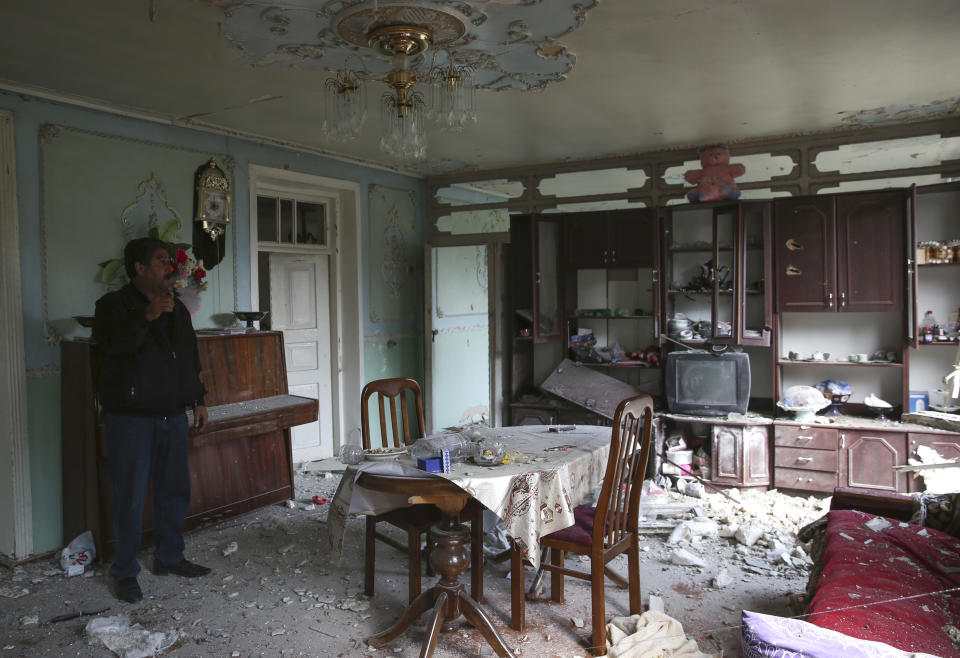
[1,90,427,554]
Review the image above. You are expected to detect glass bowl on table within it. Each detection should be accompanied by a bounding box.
[472,440,506,466]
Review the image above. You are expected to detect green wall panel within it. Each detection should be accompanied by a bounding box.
[27,377,61,554]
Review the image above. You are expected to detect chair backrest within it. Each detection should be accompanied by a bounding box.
[360,377,426,450]
[592,394,655,549]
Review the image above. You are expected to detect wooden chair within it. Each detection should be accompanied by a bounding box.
[360,377,484,604]
[510,394,654,655]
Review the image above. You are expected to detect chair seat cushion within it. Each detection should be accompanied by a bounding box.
[544,504,598,547]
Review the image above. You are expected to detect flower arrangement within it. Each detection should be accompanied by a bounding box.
[99,218,208,316]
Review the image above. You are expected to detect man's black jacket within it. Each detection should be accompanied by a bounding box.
[92,283,206,416]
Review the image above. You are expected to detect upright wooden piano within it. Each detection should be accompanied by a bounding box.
[61,331,318,555]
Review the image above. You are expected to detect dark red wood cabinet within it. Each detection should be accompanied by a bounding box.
[563,209,655,269]
[774,191,905,313]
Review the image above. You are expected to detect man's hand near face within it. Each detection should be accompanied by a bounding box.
[145,290,175,321]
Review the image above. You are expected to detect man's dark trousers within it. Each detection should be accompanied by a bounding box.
[105,412,190,581]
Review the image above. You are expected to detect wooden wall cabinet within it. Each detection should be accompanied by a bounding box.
[564,209,655,269]
[661,201,772,347]
[509,215,562,343]
[774,191,906,313]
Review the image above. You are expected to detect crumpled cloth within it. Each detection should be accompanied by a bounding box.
[606,610,720,658]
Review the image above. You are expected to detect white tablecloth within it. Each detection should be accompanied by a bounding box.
[327,425,611,569]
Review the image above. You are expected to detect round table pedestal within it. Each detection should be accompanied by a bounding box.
[361,474,512,658]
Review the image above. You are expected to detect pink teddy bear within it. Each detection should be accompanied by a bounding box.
[684,145,745,202]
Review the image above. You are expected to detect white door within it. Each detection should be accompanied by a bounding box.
[425,244,491,431]
[269,253,333,463]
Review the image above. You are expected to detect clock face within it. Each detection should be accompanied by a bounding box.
[204,190,226,221]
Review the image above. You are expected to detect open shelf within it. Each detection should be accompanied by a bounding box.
[568,314,655,320]
[777,359,904,368]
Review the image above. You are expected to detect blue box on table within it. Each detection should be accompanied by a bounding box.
[417,457,443,473]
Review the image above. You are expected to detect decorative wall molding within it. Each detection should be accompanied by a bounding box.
[220,0,598,91]
[0,109,34,559]
[25,364,61,379]
[368,184,418,324]
[37,124,237,343]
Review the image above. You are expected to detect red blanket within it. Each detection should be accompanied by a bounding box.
[807,509,960,657]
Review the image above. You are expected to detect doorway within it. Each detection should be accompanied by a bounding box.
[249,166,363,463]
[424,241,505,431]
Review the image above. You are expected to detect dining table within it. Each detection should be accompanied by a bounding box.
[326,424,613,650]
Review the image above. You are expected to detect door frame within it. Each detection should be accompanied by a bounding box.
[0,109,32,560]
[424,234,507,432]
[248,165,363,456]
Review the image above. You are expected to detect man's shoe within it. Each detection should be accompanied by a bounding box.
[115,577,143,603]
[151,558,211,578]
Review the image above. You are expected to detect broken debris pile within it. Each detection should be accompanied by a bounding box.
[643,483,829,583]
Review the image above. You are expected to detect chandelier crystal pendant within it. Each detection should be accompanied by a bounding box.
[429,53,476,132]
[322,65,367,142]
[322,3,476,162]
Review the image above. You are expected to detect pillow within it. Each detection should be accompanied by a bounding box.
[741,610,940,658]
[911,492,960,538]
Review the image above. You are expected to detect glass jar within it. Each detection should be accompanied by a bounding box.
[919,240,943,263]
[338,443,364,465]
[947,239,960,263]
[473,439,506,466]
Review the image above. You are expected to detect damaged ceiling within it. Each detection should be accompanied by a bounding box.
[0,0,959,175]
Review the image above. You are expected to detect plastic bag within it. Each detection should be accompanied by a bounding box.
[61,530,96,577]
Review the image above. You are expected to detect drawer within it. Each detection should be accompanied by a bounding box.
[775,467,837,493]
[774,447,838,471]
[774,426,838,450]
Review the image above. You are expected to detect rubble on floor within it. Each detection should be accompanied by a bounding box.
[0,466,822,657]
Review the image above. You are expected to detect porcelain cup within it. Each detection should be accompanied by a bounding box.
[811,351,830,361]
[848,353,868,362]
[788,351,803,360]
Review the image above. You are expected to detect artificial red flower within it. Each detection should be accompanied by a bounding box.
[175,248,188,265]
[193,266,206,280]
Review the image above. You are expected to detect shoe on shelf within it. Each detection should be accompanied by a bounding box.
[115,577,143,603]
[151,558,211,578]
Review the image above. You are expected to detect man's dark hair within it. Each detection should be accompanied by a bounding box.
[124,237,171,280]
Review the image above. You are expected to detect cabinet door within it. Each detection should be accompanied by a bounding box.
[836,191,904,312]
[712,425,741,484]
[839,430,907,493]
[564,212,608,269]
[774,197,836,312]
[739,202,772,346]
[607,209,655,268]
[712,205,738,343]
[534,218,562,340]
[907,432,960,492]
[742,426,771,486]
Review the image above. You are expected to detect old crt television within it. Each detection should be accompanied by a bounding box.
[664,350,750,416]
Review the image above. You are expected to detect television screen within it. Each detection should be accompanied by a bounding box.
[665,351,750,416]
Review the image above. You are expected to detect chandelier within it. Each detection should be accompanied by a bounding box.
[322,3,477,162]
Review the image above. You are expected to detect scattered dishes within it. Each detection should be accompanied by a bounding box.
[930,404,960,414]
[363,447,407,461]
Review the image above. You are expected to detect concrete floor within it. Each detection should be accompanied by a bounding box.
[0,463,824,657]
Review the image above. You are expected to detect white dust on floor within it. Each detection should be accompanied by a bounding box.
[0,468,826,657]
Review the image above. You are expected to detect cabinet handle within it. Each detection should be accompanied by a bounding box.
[840,291,846,308]
[840,434,845,449]
[796,435,813,441]
[826,292,834,309]
[796,456,813,463]
[535,272,541,285]
[611,249,617,263]
[602,250,608,265]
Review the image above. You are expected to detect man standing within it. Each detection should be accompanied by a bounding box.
[93,237,211,603]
